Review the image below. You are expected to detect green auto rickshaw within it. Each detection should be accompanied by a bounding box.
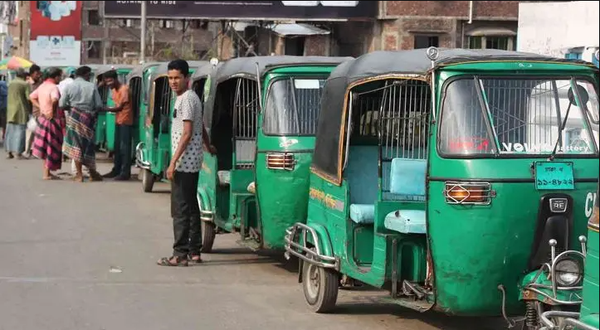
[138,61,210,192]
[539,182,598,330]
[284,48,599,327]
[195,55,352,253]
[129,62,163,165]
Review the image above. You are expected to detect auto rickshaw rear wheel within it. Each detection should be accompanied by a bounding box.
[200,221,216,253]
[142,169,154,193]
[302,255,339,313]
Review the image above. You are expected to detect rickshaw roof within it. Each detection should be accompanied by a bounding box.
[127,62,162,81]
[330,48,598,86]
[215,56,353,83]
[95,64,135,77]
[149,61,209,82]
[191,62,221,81]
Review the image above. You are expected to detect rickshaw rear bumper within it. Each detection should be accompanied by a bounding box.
[284,223,339,271]
[539,311,599,330]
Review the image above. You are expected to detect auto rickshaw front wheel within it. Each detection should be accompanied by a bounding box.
[302,257,339,313]
[142,169,154,193]
[200,221,216,253]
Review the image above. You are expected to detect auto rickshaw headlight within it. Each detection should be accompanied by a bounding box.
[444,182,493,205]
[555,259,582,287]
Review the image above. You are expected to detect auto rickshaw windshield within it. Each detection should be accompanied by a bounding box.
[439,76,600,156]
[263,77,327,135]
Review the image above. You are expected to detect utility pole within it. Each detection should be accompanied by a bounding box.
[102,2,109,64]
[140,1,147,63]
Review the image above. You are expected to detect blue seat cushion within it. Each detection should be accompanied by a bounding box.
[389,158,426,197]
[350,204,375,224]
[384,210,426,234]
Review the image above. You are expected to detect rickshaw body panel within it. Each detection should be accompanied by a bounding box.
[426,65,599,316]
[581,226,599,319]
[255,66,337,250]
[305,172,429,289]
[579,314,600,330]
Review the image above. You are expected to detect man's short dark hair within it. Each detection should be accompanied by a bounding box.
[103,70,118,80]
[167,59,190,77]
[75,66,92,77]
[30,65,41,75]
[16,68,28,79]
[47,67,63,80]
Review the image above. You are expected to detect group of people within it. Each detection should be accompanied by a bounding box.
[2,59,217,266]
[1,65,134,182]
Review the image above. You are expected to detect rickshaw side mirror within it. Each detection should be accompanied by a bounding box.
[568,84,589,107]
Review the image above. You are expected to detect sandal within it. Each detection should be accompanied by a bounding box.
[73,175,84,182]
[157,256,188,267]
[188,254,203,264]
[43,174,61,181]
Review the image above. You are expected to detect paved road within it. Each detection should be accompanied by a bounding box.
[0,153,508,330]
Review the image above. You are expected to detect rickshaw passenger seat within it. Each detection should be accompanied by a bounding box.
[389,158,426,197]
[384,210,426,234]
[346,145,379,224]
[350,204,375,224]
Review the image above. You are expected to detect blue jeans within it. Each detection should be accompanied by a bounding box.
[111,124,132,177]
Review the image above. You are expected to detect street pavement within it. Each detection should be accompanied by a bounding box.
[0,152,507,330]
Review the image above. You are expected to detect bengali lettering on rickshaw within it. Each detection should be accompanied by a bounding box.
[309,188,344,211]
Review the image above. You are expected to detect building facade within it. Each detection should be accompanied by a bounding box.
[9,1,521,64]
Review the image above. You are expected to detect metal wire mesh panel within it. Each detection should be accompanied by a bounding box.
[439,78,598,156]
[129,77,142,119]
[158,77,172,134]
[263,78,325,135]
[234,78,259,168]
[379,80,431,201]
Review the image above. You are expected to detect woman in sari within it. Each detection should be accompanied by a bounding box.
[30,67,64,180]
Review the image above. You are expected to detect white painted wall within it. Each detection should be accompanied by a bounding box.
[518,1,599,57]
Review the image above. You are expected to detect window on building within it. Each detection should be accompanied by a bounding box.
[414,35,439,49]
[88,10,100,26]
[190,20,208,30]
[118,19,136,28]
[88,41,102,59]
[161,20,175,29]
[285,37,306,56]
[468,36,515,51]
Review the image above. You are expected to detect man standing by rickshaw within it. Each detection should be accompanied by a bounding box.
[156,59,216,267]
[102,70,133,181]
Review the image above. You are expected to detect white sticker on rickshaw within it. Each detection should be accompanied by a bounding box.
[502,143,591,154]
[586,192,597,218]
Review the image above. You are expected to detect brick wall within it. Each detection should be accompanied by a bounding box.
[383,1,518,20]
[378,1,518,51]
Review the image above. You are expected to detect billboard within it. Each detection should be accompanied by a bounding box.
[104,1,377,20]
[30,1,82,66]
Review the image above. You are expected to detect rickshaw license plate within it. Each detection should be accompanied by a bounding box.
[534,162,574,190]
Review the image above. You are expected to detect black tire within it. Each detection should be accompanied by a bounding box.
[200,221,216,253]
[302,258,339,313]
[142,169,154,193]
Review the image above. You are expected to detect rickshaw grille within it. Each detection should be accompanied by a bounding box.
[443,181,494,205]
[266,153,296,171]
